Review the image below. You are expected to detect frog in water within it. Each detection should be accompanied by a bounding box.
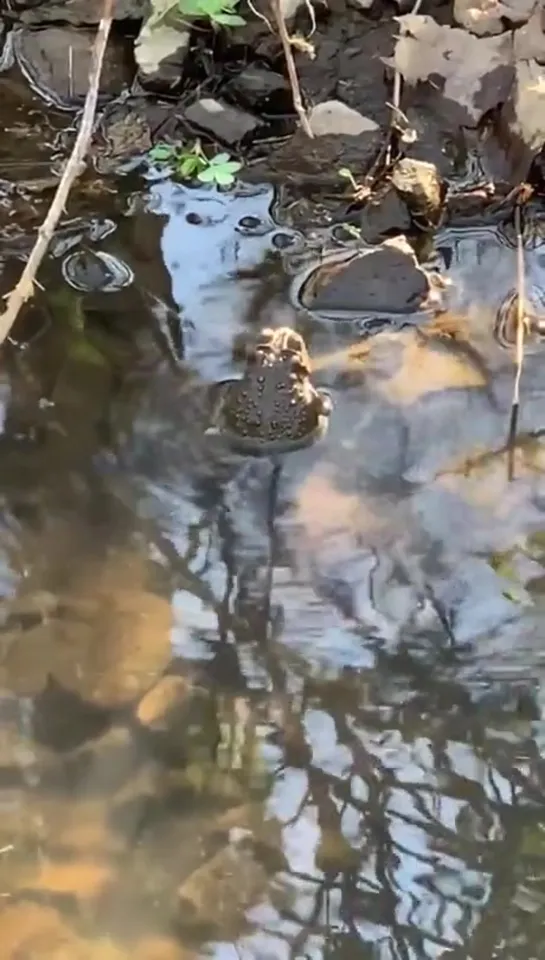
[206,327,332,455]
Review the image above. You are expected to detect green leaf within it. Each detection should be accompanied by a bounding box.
[338,167,353,179]
[212,11,246,24]
[197,167,216,183]
[217,161,242,174]
[211,169,236,186]
[210,152,231,165]
[177,0,204,12]
[148,143,175,162]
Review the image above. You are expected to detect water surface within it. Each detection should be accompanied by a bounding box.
[1,117,545,960]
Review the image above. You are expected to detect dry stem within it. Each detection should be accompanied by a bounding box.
[507,201,527,482]
[0,0,115,347]
[269,0,314,138]
[385,0,424,165]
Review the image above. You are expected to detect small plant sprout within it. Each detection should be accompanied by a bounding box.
[338,167,371,203]
[148,140,242,188]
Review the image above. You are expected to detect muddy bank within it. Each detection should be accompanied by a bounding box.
[1,0,543,199]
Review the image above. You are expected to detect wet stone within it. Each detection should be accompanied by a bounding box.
[391,157,445,230]
[13,26,131,108]
[359,184,412,243]
[304,237,432,314]
[184,98,259,145]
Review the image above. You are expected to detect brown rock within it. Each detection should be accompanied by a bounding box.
[0,902,83,958]
[135,673,219,765]
[136,674,192,731]
[0,549,172,706]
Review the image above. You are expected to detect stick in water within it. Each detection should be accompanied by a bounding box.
[507,201,527,482]
[0,0,115,347]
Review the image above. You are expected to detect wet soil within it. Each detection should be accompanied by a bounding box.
[0,4,545,959]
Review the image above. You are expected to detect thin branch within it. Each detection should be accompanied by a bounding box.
[385,0,424,165]
[269,0,314,138]
[507,201,528,482]
[0,0,115,348]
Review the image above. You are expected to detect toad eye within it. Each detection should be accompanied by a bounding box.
[289,355,310,376]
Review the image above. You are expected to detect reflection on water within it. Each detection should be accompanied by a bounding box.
[1,170,545,960]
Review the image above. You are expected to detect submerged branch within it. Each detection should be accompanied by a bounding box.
[0,0,115,348]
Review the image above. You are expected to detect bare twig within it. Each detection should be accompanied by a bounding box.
[507,201,528,482]
[269,0,314,138]
[385,0,424,165]
[0,0,114,348]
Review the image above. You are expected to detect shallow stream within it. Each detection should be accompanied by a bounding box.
[1,77,545,960]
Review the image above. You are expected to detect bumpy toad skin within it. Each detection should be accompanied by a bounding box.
[207,327,332,455]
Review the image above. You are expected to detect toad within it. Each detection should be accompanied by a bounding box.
[206,327,332,455]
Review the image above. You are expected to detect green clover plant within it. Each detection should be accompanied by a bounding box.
[148,140,242,187]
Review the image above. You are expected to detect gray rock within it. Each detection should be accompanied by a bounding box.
[391,157,445,229]
[135,18,189,92]
[10,0,148,24]
[184,98,259,145]
[309,100,379,137]
[306,237,432,313]
[226,65,289,112]
[13,26,131,107]
[359,185,412,244]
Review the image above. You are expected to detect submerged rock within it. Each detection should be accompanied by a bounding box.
[13,26,131,108]
[184,98,259,145]
[61,250,134,293]
[92,99,153,173]
[9,0,147,23]
[391,157,445,230]
[302,237,433,314]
